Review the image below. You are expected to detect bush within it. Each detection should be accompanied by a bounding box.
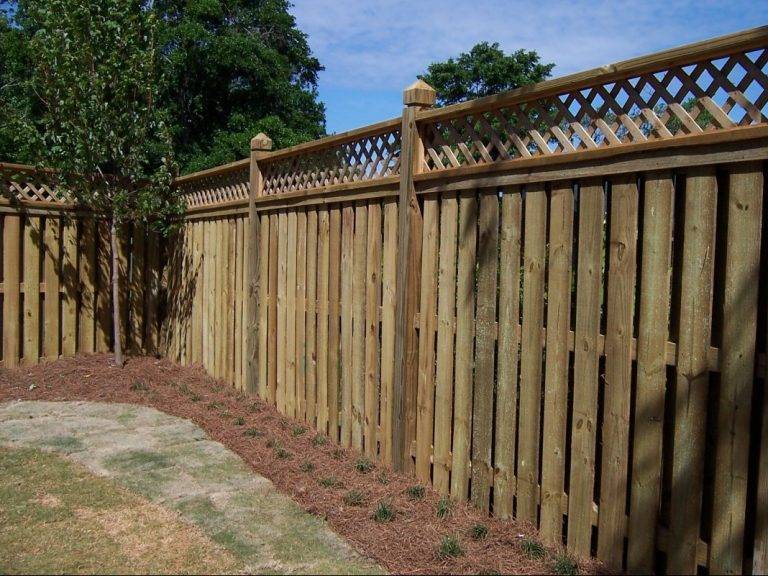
[520,537,546,560]
[406,485,425,500]
[233,416,245,426]
[372,501,396,522]
[437,535,463,559]
[343,490,366,506]
[319,477,343,489]
[436,497,452,519]
[292,425,307,437]
[311,434,327,447]
[552,554,578,575]
[470,524,488,540]
[355,458,374,474]
[299,461,315,473]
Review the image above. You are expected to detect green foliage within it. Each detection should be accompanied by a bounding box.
[552,554,579,575]
[189,393,202,402]
[299,460,315,473]
[372,501,395,523]
[291,425,307,437]
[520,537,546,560]
[1,0,326,173]
[436,497,452,519]
[436,535,463,559]
[311,434,327,447]
[243,427,262,438]
[470,524,488,540]
[420,42,553,107]
[274,446,291,459]
[354,458,373,474]
[342,490,365,506]
[375,471,389,485]
[319,476,343,489]
[129,380,149,392]
[406,485,425,501]
[233,416,245,426]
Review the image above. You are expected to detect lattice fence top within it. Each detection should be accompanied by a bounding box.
[0,165,67,204]
[261,125,401,195]
[177,162,250,208]
[419,45,768,171]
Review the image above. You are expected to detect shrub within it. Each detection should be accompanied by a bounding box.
[292,425,307,437]
[406,485,425,500]
[233,416,245,426]
[470,523,488,540]
[299,461,315,473]
[311,434,327,447]
[343,490,366,506]
[274,447,291,459]
[520,537,546,560]
[436,497,452,519]
[319,477,343,489]
[355,458,374,474]
[332,449,344,460]
[552,554,578,575]
[376,471,389,485]
[243,427,262,438]
[190,393,202,402]
[372,501,396,522]
[437,535,464,559]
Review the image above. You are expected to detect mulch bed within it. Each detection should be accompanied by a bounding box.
[0,354,603,575]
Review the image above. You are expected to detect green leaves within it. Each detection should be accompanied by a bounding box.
[419,42,554,107]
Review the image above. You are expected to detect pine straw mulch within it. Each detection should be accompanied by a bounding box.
[0,354,605,575]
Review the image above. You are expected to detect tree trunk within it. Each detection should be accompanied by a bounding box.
[110,217,124,367]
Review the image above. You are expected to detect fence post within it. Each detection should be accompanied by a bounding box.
[247,132,273,395]
[392,80,436,472]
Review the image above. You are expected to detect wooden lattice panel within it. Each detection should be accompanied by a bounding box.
[178,165,250,208]
[0,166,66,203]
[261,128,401,195]
[421,47,768,171]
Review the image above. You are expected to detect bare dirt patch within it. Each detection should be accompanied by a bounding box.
[0,354,604,575]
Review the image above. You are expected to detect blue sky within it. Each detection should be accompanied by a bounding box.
[291,0,768,133]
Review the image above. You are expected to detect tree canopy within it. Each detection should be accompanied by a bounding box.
[0,0,327,173]
[419,42,554,107]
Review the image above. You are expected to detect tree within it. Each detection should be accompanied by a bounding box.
[23,0,184,366]
[419,42,554,107]
[1,0,327,173]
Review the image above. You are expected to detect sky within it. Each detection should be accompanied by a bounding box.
[291,0,768,133]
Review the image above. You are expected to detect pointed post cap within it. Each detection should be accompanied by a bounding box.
[403,79,436,108]
[251,132,273,152]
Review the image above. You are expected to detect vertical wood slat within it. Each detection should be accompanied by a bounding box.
[296,209,307,421]
[352,202,367,449]
[340,205,355,446]
[258,214,270,397]
[494,188,522,518]
[597,175,639,567]
[305,210,318,426]
[267,213,279,406]
[61,219,78,357]
[517,183,548,524]
[286,210,298,413]
[44,217,61,360]
[191,221,203,364]
[416,195,439,483]
[23,217,41,364]
[364,202,381,459]
[3,215,21,367]
[667,167,718,575]
[568,180,604,557]
[129,224,145,355]
[79,218,97,354]
[380,200,398,465]
[276,212,288,413]
[145,229,160,355]
[451,190,477,502]
[471,190,498,512]
[627,172,675,572]
[328,207,342,442]
[433,191,458,493]
[710,163,763,575]
[540,182,573,540]
[316,208,330,433]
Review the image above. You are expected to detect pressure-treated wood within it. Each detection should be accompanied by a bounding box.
[567,180,604,557]
[22,217,41,364]
[451,190,477,501]
[296,209,307,421]
[493,188,522,518]
[380,200,398,465]
[61,219,78,357]
[517,183,547,524]
[328,207,342,442]
[471,190,498,512]
[306,210,319,426]
[43,217,61,360]
[540,182,573,541]
[286,210,297,418]
[433,191,458,494]
[364,202,382,459]
[340,204,354,446]
[3,215,20,367]
[268,213,279,406]
[316,208,330,433]
[258,214,270,398]
[667,168,717,575]
[352,202,367,449]
[710,163,763,575]
[627,172,674,572]
[597,175,638,568]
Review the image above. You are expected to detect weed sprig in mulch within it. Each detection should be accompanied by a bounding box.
[0,354,602,575]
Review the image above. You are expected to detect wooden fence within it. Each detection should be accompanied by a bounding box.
[0,163,160,367]
[4,25,768,575]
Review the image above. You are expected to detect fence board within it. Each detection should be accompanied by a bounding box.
[364,202,381,459]
[340,205,354,446]
[328,206,342,442]
[78,218,97,354]
[296,209,307,421]
[3,215,21,366]
[352,202,368,449]
[43,217,61,360]
[471,190,498,512]
[380,200,398,465]
[276,211,288,413]
[540,182,573,541]
[258,214,269,396]
[494,188,522,518]
[22,217,41,365]
[316,208,330,433]
[61,219,78,357]
[306,210,319,427]
[268,213,279,406]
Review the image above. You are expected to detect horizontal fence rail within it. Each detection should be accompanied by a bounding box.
[4,26,768,576]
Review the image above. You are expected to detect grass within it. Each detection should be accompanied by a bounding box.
[129,380,148,392]
[342,490,366,506]
[0,446,240,574]
[206,401,224,411]
[470,524,488,540]
[189,393,202,402]
[243,427,262,438]
[311,434,327,447]
[372,501,396,522]
[436,497,452,519]
[355,457,374,474]
[406,485,425,500]
[552,554,579,575]
[247,402,261,413]
[520,537,546,560]
[436,535,464,559]
[319,477,343,489]
[332,448,344,460]
[376,471,389,485]
[274,447,292,460]
[299,461,315,473]
[233,416,245,426]
[291,425,307,437]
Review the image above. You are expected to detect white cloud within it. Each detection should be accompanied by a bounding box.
[292,0,767,92]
